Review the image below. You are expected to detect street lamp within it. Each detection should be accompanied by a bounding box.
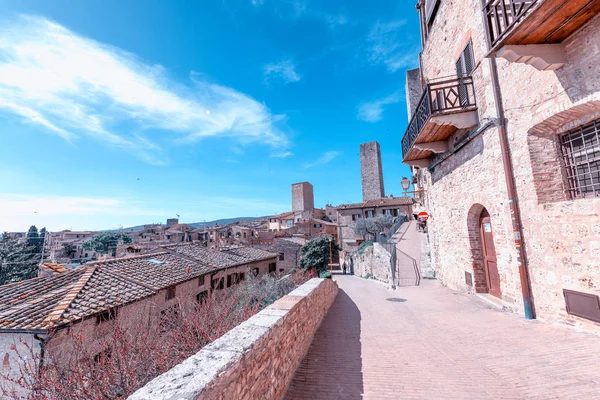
[401,176,427,194]
[401,176,411,192]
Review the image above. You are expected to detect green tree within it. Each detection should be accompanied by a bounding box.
[0,232,39,285]
[353,214,395,239]
[299,235,340,276]
[82,232,132,254]
[62,242,77,258]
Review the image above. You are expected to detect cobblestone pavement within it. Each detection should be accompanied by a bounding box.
[284,275,600,400]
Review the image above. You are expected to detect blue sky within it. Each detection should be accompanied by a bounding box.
[0,0,418,231]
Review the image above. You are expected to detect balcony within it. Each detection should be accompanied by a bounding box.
[401,76,478,167]
[483,0,600,70]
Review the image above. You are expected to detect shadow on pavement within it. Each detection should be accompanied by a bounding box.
[284,288,363,400]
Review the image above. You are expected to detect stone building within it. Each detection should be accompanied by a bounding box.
[292,182,315,221]
[337,197,415,249]
[0,243,278,394]
[402,0,600,332]
[360,141,385,201]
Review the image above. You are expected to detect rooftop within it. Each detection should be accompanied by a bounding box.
[336,197,415,210]
[0,244,277,332]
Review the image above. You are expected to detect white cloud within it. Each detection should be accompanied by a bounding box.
[302,151,341,168]
[264,60,301,84]
[366,20,416,72]
[254,0,347,29]
[0,193,288,231]
[357,91,403,122]
[270,151,293,158]
[0,15,289,164]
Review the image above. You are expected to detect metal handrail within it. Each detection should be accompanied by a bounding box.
[402,76,477,159]
[482,0,537,47]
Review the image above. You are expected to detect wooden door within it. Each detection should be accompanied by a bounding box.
[480,216,501,298]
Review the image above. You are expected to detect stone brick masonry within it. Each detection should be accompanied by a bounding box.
[360,141,385,201]
[410,1,600,333]
[129,278,338,400]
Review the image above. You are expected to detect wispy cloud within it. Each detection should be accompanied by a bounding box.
[366,20,416,72]
[0,193,289,231]
[270,151,293,158]
[264,59,301,84]
[254,0,347,30]
[0,15,289,164]
[357,91,403,122]
[302,151,341,168]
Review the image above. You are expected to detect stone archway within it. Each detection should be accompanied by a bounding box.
[466,203,489,293]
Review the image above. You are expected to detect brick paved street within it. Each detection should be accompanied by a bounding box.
[284,275,600,400]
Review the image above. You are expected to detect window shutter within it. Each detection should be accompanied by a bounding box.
[425,0,440,24]
[464,41,474,75]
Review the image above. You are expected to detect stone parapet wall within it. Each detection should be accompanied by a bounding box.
[351,243,393,287]
[129,278,338,400]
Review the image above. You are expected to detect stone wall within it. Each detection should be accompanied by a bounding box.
[291,182,314,216]
[411,2,600,333]
[251,238,302,273]
[129,278,339,400]
[351,243,393,287]
[360,141,385,201]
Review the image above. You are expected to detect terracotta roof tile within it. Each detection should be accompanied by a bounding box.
[336,197,415,210]
[0,244,276,331]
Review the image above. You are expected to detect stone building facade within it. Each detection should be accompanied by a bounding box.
[292,182,315,221]
[360,141,385,201]
[403,0,600,332]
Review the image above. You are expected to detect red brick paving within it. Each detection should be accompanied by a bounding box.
[284,275,600,400]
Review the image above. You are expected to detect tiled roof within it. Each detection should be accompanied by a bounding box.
[270,211,294,219]
[94,252,212,289]
[40,262,69,275]
[163,244,277,269]
[336,197,415,210]
[0,244,277,332]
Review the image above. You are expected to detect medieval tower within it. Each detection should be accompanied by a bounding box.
[291,182,314,221]
[360,141,385,201]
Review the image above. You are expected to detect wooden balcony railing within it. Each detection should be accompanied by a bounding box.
[402,76,476,159]
[483,0,537,48]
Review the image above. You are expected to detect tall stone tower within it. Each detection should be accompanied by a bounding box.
[292,182,314,221]
[360,141,385,201]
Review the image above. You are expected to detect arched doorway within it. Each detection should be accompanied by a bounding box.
[479,209,501,298]
[467,204,501,298]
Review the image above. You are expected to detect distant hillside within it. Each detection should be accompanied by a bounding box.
[110,216,267,232]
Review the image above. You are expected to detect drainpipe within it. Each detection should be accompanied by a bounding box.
[33,333,50,370]
[487,56,536,320]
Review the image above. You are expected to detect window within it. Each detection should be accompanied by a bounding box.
[456,40,475,78]
[165,286,176,300]
[279,269,284,273]
[352,214,360,221]
[212,277,225,290]
[559,119,600,198]
[196,290,208,304]
[268,263,276,273]
[252,267,259,276]
[159,305,180,332]
[198,275,205,286]
[286,220,293,227]
[425,0,440,27]
[279,252,285,261]
[227,274,232,288]
[96,308,117,325]
[314,223,322,228]
[456,40,475,107]
[239,272,245,281]
[243,232,247,238]
[366,210,374,218]
[384,209,391,216]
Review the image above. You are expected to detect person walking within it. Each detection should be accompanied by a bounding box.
[342,262,347,275]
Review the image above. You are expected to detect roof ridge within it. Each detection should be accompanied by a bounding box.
[87,251,168,265]
[43,266,96,327]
